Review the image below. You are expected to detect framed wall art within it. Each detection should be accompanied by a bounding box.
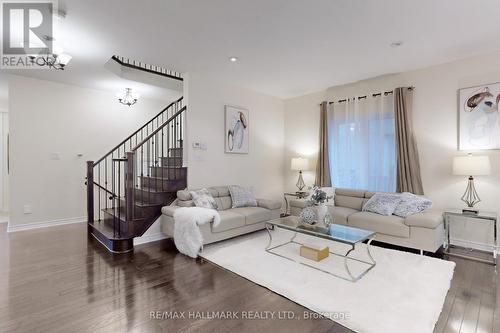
[225,105,249,154]
[459,82,500,150]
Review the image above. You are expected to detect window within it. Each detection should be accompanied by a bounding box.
[328,95,396,192]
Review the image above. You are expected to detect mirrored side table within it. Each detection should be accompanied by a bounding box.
[282,192,308,217]
[443,209,497,266]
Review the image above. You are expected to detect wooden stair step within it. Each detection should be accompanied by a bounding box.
[89,220,131,240]
[149,166,187,178]
[88,220,135,253]
[169,147,183,157]
[160,156,183,167]
[102,208,145,223]
[113,199,163,218]
[134,187,176,204]
[100,208,163,241]
[140,176,186,191]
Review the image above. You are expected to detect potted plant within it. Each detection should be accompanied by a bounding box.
[307,186,333,225]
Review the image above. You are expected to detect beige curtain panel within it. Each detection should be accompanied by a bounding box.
[394,87,424,195]
[315,101,332,187]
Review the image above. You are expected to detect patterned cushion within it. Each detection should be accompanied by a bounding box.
[189,188,218,210]
[393,192,432,218]
[228,185,257,208]
[362,193,402,216]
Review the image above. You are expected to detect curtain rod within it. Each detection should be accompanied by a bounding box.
[322,86,414,105]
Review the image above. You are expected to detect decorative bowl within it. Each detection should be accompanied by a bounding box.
[299,206,317,225]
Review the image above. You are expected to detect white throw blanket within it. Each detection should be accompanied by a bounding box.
[173,207,221,258]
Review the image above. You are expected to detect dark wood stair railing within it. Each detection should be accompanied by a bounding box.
[86,98,186,253]
[110,55,183,82]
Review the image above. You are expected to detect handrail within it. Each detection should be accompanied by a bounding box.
[93,181,116,197]
[111,56,183,81]
[93,96,183,166]
[132,106,186,152]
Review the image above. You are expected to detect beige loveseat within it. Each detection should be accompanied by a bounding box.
[161,186,282,244]
[290,188,444,253]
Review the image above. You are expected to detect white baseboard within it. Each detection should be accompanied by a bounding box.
[7,216,169,246]
[133,232,169,246]
[7,216,86,232]
[449,237,497,253]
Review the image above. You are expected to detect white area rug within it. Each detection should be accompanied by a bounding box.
[200,229,455,333]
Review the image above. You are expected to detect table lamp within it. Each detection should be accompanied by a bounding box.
[452,153,491,214]
[291,157,309,194]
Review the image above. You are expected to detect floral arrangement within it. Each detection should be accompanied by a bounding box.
[307,186,333,206]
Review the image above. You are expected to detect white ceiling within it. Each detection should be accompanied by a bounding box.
[2,0,500,99]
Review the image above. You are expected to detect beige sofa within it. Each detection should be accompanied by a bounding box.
[290,188,444,253]
[161,186,282,244]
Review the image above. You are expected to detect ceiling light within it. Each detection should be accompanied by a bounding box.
[229,56,238,62]
[390,41,403,47]
[27,53,71,70]
[117,88,139,107]
[24,40,71,70]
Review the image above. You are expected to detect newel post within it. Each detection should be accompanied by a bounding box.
[86,161,94,224]
[125,152,135,222]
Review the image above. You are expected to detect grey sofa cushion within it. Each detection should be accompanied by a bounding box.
[335,188,365,197]
[177,189,191,201]
[212,186,231,197]
[211,210,246,233]
[364,191,376,199]
[214,196,232,211]
[349,211,409,238]
[177,186,233,211]
[335,195,365,210]
[404,211,443,229]
[178,200,195,207]
[231,207,271,225]
[161,205,179,217]
[257,199,282,210]
[329,206,358,225]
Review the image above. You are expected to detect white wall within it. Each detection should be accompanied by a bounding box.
[8,75,177,229]
[285,51,500,248]
[0,110,8,213]
[184,73,285,200]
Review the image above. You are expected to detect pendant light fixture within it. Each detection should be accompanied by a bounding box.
[117,88,139,107]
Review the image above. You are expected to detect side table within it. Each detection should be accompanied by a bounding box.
[443,209,497,266]
[282,192,308,217]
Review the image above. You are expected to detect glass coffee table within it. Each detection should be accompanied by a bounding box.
[265,216,376,282]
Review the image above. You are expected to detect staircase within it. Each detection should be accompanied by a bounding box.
[86,96,186,253]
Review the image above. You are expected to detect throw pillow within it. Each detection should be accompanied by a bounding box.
[190,188,218,210]
[393,192,432,218]
[228,185,257,208]
[362,193,402,216]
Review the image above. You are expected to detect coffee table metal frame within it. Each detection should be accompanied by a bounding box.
[264,220,376,282]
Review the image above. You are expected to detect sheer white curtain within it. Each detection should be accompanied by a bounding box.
[327,95,396,192]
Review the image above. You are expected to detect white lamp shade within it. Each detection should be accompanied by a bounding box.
[452,155,491,176]
[291,157,309,171]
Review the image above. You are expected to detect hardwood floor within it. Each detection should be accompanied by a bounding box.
[0,222,497,333]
